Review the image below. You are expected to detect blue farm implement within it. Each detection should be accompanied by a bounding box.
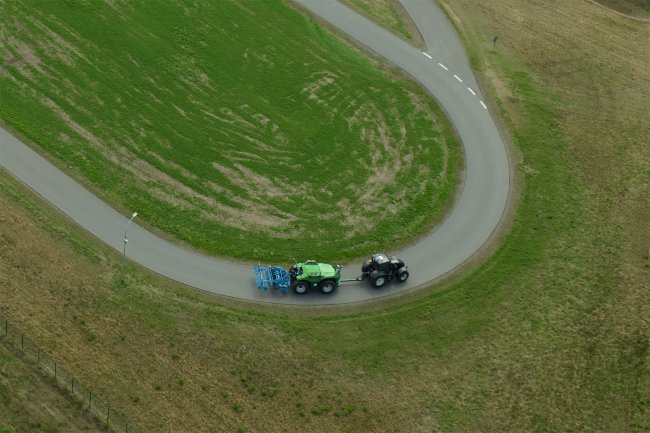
[253,266,291,292]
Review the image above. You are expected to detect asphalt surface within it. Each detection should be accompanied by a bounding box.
[0,0,509,305]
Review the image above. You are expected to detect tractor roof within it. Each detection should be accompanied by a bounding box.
[373,253,390,264]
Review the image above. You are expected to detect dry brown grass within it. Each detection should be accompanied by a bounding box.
[0,342,105,433]
[434,0,649,429]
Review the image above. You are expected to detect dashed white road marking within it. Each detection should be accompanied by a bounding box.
[438,62,448,70]
[422,52,432,59]
[480,101,487,109]
[454,74,463,82]
[468,87,476,96]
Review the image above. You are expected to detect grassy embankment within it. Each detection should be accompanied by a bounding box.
[0,0,649,432]
[0,342,105,433]
[0,0,460,263]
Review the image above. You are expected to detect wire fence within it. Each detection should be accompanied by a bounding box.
[0,312,138,433]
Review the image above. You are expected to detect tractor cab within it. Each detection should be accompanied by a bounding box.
[369,253,403,273]
[371,253,392,273]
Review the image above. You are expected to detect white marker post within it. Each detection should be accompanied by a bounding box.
[120,212,138,282]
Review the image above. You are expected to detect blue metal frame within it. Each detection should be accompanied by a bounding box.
[254,266,272,290]
[254,266,291,292]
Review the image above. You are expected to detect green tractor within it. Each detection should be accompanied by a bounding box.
[289,260,342,295]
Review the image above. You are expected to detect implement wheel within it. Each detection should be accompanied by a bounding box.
[292,281,309,295]
[319,280,336,294]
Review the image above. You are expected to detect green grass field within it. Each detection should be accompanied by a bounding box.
[0,0,648,432]
[0,0,459,263]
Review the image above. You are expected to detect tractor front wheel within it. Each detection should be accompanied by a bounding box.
[319,280,336,294]
[369,271,387,288]
[292,281,309,295]
[396,269,409,283]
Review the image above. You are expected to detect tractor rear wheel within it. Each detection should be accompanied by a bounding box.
[369,271,387,288]
[292,281,309,295]
[319,280,336,294]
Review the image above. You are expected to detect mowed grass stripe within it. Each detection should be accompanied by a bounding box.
[0,0,460,262]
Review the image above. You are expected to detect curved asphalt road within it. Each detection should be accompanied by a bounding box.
[0,0,509,305]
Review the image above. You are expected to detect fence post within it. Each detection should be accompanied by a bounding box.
[0,316,134,431]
